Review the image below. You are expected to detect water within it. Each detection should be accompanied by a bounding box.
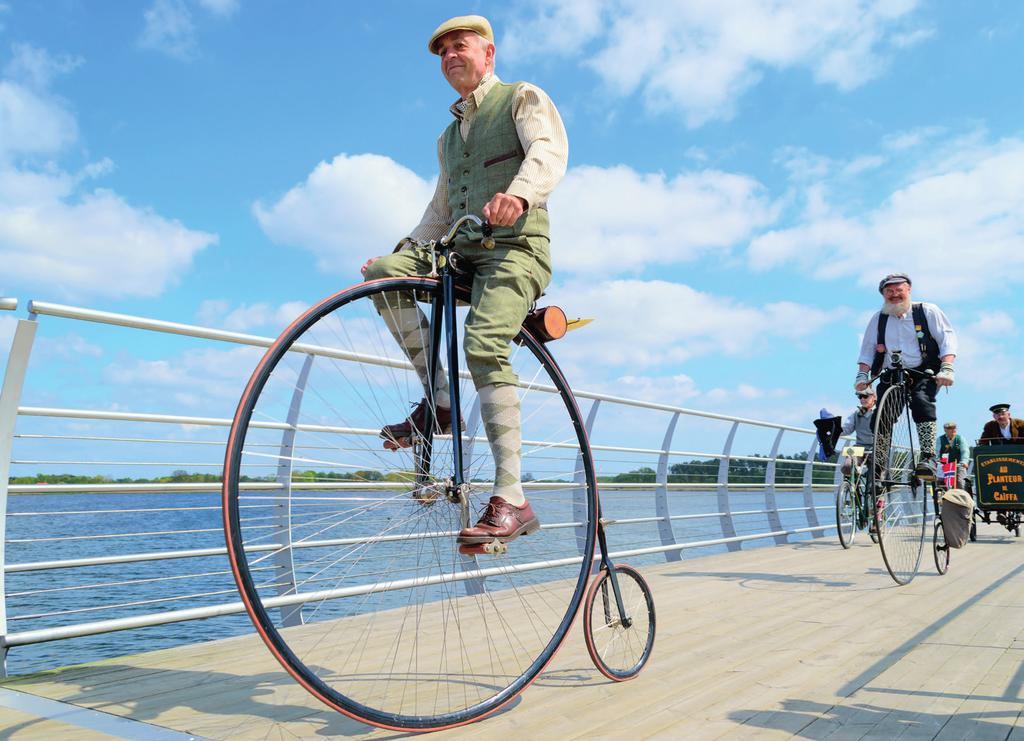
[2,487,833,677]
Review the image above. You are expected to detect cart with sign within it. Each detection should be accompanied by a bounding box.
[969,443,1024,540]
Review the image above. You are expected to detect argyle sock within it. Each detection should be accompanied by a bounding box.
[916,421,937,460]
[479,383,524,506]
[375,298,450,409]
[874,428,891,482]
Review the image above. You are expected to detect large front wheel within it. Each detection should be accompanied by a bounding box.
[222,277,599,731]
[872,383,928,585]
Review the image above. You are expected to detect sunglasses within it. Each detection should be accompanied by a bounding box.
[856,394,872,399]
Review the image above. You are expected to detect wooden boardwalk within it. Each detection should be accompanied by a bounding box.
[2,532,1023,740]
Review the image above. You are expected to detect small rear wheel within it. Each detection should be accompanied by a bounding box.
[583,564,655,681]
[836,480,856,549]
[932,519,949,575]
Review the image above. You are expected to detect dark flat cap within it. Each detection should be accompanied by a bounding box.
[990,403,1011,413]
[878,272,911,293]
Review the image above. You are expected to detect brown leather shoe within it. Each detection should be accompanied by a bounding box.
[457,496,540,544]
[380,399,455,450]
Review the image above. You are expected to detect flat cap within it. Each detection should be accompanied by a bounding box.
[429,15,493,55]
[990,403,1011,413]
[878,272,911,293]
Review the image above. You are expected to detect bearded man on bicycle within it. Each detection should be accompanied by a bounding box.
[855,273,957,480]
[361,15,568,543]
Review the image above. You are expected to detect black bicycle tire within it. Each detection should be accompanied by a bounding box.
[836,479,856,549]
[583,564,656,681]
[872,382,927,585]
[222,276,600,731]
[933,519,949,574]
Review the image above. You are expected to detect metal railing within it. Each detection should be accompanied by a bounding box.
[0,299,845,677]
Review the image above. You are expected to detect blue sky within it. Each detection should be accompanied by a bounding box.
[2,0,1023,457]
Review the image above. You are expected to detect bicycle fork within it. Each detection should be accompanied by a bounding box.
[419,257,471,528]
[595,518,633,628]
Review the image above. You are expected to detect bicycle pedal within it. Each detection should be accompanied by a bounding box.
[457,541,508,556]
[483,539,508,555]
[382,436,412,451]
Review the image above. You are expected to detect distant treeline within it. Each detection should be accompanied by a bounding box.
[599,452,834,485]
[8,469,407,485]
[11,453,835,486]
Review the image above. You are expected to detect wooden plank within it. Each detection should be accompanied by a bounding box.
[3,533,1022,739]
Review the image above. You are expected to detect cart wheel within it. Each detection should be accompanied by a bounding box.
[932,519,949,575]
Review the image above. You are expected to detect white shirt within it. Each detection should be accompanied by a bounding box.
[1001,425,1012,439]
[857,302,957,369]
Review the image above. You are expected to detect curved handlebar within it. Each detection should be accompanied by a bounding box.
[439,214,495,249]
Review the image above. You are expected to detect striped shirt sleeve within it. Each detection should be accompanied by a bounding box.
[505,82,568,209]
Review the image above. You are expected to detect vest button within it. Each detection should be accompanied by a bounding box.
[462,170,470,177]
[458,202,466,209]
[460,186,467,193]
[463,152,470,158]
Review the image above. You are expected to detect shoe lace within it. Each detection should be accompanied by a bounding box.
[477,500,503,527]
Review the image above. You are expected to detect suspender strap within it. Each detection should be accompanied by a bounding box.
[912,302,942,372]
[871,314,888,375]
[870,304,941,375]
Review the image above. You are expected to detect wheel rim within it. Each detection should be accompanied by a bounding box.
[584,565,655,680]
[222,277,598,729]
[933,520,949,574]
[836,480,856,548]
[873,383,927,585]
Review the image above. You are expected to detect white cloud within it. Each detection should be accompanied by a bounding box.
[550,164,778,275]
[139,0,197,60]
[104,345,263,410]
[0,314,16,350]
[0,47,217,298]
[255,155,776,278]
[196,299,308,332]
[4,42,82,89]
[548,278,839,374]
[0,44,82,162]
[954,310,1022,395]
[505,0,928,126]
[0,176,217,299]
[748,137,1024,296]
[36,333,103,361]
[253,154,434,275]
[197,0,239,17]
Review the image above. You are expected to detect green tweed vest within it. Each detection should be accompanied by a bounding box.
[443,81,550,248]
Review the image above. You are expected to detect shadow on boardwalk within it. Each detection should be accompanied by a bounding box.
[2,661,524,739]
[729,697,1021,739]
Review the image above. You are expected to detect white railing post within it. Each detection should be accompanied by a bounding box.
[717,422,740,551]
[655,412,682,562]
[803,438,825,536]
[460,395,486,596]
[272,353,313,627]
[0,311,38,676]
[575,399,601,558]
[764,429,787,545]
